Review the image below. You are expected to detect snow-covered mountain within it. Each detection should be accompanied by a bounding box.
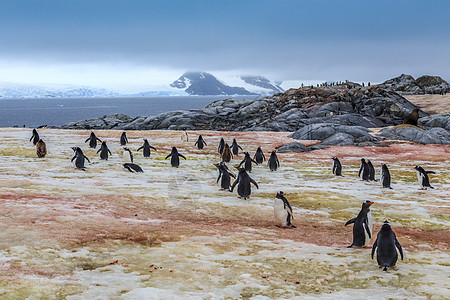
[170,72,284,96]
[0,82,119,98]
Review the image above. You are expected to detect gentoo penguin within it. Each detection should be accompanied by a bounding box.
[71,147,90,170]
[218,137,225,155]
[267,150,280,171]
[231,139,243,156]
[123,163,144,173]
[181,128,189,142]
[273,191,296,228]
[230,167,259,200]
[36,139,47,158]
[415,166,435,190]
[358,158,369,181]
[165,146,186,167]
[345,200,374,247]
[85,131,102,149]
[332,157,343,176]
[238,152,257,173]
[367,160,377,181]
[194,135,207,149]
[253,147,265,164]
[137,139,157,158]
[380,164,392,189]
[221,143,233,163]
[372,221,403,271]
[214,162,236,191]
[123,147,133,163]
[120,132,128,146]
[403,108,420,126]
[30,129,40,145]
[97,141,112,160]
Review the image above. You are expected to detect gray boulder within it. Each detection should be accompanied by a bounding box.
[415,75,450,94]
[379,74,424,95]
[419,114,450,131]
[380,125,450,145]
[320,132,355,146]
[289,124,378,143]
[277,142,310,153]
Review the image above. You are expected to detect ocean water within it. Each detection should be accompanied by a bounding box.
[0,95,259,128]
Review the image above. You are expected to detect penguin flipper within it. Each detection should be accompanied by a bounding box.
[371,238,378,259]
[96,148,101,154]
[84,156,91,163]
[216,173,221,184]
[395,238,404,260]
[229,172,236,178]
[71,155,76,162]
[85,137,90,143]
[250,178,259,189]
[137,146,143,151]
[230,178,238,192]
[165,154,172,159]
[179,154,187,160]
[345,218,356,226]
[363,220,372,239]
[150,146,157,151]
[426,171,436,174]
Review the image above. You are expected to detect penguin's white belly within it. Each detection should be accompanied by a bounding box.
[364,210,373,246]
[274,198,288,227]
[416,170,423,187]
[123,152,132,163]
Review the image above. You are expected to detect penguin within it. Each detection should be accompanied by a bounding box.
[123,163,144,173]
[71,147,90,170]
[165,146,186,167]
[181,128,189,142]
[238,152,257,173]
[30,129,40,145]
[137,139,157,158]
[123,147,133,163]
[221,143,233,163]
[367,160,377,181]
[273,191,296,228]
[85,131,102,149]
[231,139,243,156]
[97,141,112,160]
[403,108,420,126]
[380,164,392,189]
[332,157,343,176]
[194,135,207,149]
[345,200,374,248]
[414,166,435,190]
[214,162,236,191]
[230,167,259,200]
[120,132,128,146]
[372,221,404,271]
[218,137,225,155]
[358,158,369,181]
[253,147,265,165]
[36,139,47,158]
[267,150,280,171]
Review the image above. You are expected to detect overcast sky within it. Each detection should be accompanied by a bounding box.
[0,0,449,89]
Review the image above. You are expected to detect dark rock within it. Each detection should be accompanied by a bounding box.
[289,124,379,143]
[415,75,450,94]
[60,113,133,130]
[320,132,355,146]
[419,114,450,131]
[379,74,423,95]
[277,142,310,153]
[379,125,450,145]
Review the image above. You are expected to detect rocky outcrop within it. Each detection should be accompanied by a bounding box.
[379,74,450,95]
[60,114,132,130]
[289,124,380,144]
[277,142,310,153]
[379,125,450,145]
[418,114,450,131]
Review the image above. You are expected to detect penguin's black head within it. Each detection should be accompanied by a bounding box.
[381,221,391,230]
[102,141,106,145]
[362,200,373,209]
[361,158,366,162]
[143,139,148,142]
[276,191,285,199]
[235,166,246,173]
[414,166,420,171]
[172,146,177,151]
[272,150,276,154]
[244,152,250,157]
[233,138,237,142]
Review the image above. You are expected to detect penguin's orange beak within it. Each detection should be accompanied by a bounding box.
[370,201,374,204]
[282,192,286,196]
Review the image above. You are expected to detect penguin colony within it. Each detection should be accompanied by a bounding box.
[29,129,439,272]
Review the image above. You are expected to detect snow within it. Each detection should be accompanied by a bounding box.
[0,128,448,298]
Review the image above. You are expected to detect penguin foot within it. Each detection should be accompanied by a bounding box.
[347,245,353,248]
[364,246,372,249]
[419,188,426,190]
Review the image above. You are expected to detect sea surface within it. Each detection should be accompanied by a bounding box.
[0,95,259,128]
